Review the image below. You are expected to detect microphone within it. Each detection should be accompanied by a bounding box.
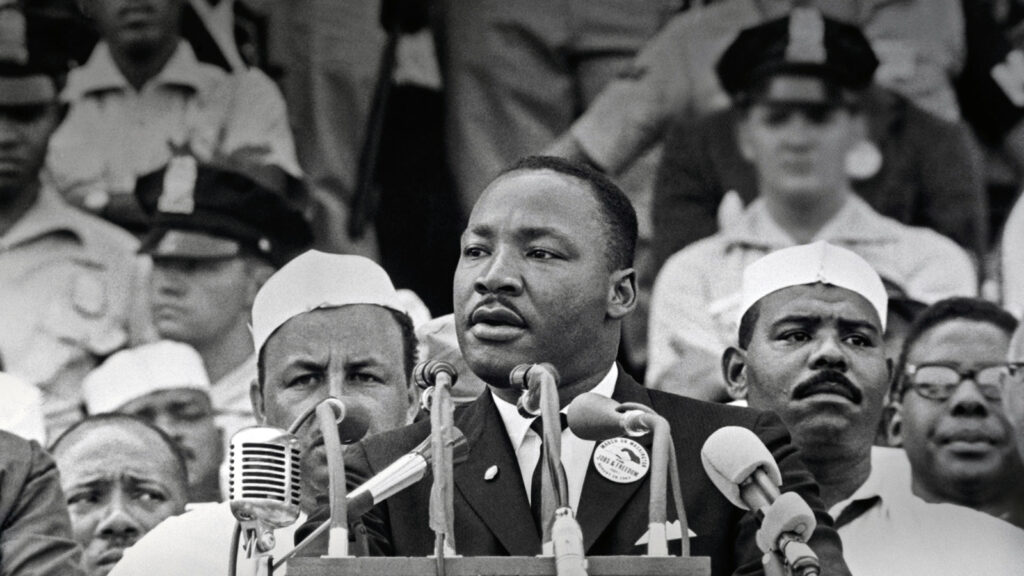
[347,427,469,519]
[413,360,460,557]
[229,426,302,557]
[284,427,470,564]
[566,392,652,440]
[509,362,558,418]
[701,427,820,576]
[325,398,372,444]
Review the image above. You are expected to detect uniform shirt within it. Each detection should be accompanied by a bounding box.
[0,372,46,445]
[832,447,1024,575]
[647,194,977,399]
[109,501,304,576]
[0,431,86,576]
[0,185,150,438]
[492,365,617,513]
[46,40,299,215]
[212,354,257,444]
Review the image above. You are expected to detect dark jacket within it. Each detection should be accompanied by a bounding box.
[299,371,851,576]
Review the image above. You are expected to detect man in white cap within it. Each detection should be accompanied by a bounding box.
[646,9,977,403]
[722,242,1024,575]
[82,340,223,502]
[109,249,418,575]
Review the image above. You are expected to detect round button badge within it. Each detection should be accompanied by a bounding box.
[593,437,650,484]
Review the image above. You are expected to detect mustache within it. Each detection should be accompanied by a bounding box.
[470,296,525,322]
[792,370,863,404]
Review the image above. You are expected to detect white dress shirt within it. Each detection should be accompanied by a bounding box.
[492,364,618,513]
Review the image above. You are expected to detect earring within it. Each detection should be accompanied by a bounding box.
[845,139,882,181]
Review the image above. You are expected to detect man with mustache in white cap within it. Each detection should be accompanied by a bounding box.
[722,241,1024,575]
[109,250,419,575]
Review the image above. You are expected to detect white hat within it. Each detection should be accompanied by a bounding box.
[250,250,407,355]
[740,241,887,330]
[82,341,211,415]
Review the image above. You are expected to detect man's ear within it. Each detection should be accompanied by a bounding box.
[244,260,275,307]
[722,346,749,401]
[607,268,637,319]
[885,401,904,447]
[249,377,267,425]
[736,114,756,163]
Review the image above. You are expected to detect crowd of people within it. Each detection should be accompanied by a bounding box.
[3,0,1024,574]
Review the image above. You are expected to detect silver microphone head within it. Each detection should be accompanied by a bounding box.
[229,426,302,529]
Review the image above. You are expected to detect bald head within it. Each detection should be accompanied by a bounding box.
[51,415,188,576]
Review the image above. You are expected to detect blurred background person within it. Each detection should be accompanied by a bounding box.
[50,414,188,576]
[82,340,223,503]
[46,0,299,232]
[134,155,313,445]
[887,297,1024,528]
[0,1,149,439]
[0,428,85,575]
[648,9,976,402]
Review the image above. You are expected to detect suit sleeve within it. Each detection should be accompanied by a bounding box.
[293,440,396,557]
[731,411,852,576]
[0,440,86,576]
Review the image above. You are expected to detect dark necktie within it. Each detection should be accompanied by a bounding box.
[529,413,568,535]
[832,495,882,530]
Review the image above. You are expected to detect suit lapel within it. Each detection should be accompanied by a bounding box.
[575,369,655,552]
[454,392,540,555]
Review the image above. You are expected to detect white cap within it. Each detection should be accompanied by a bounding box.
[740,241,887,330]
[251,250,407,355]
[82,341,211,415]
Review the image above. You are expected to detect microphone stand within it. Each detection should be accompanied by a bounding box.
[316,401,350,557]
[416,360,460,573]
[512,364,586,576]
[618,403,690,558]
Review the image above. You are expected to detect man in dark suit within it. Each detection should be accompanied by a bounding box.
[299,155,851,575]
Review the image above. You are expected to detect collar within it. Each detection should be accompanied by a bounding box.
[829,445,912,519]
[721,194,900,250]
[65,41,209,98]
[1,183,87,249]
[492,364,618,452]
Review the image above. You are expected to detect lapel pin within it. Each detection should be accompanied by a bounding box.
[484,465,499,481]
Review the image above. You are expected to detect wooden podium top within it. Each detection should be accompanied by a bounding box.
[288,555,711,576]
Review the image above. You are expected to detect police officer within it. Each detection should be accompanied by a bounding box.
[134,156,314,446]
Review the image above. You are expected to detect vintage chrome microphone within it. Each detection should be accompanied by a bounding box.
[228,426,302,575]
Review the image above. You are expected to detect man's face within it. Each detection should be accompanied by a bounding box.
[454,169,629,387]
[893,320,1021,497]
[118,388,222,498]
[89,0,183,55]
[149,257,256,348]
[737,284,889,456]
[0,104,60,201]
[737,77,857,203]
[252,305,413,502]
[56,424,187,576]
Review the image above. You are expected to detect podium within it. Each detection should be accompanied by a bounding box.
[289,556,711,576]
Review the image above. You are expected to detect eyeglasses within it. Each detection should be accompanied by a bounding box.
[902,363,1024,402]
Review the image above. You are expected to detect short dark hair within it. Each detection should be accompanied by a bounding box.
[50,413,189,490]
[737,300,762,349]
[891,297,1018,400]
[257,306,418,391]
[498,155,638,270]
